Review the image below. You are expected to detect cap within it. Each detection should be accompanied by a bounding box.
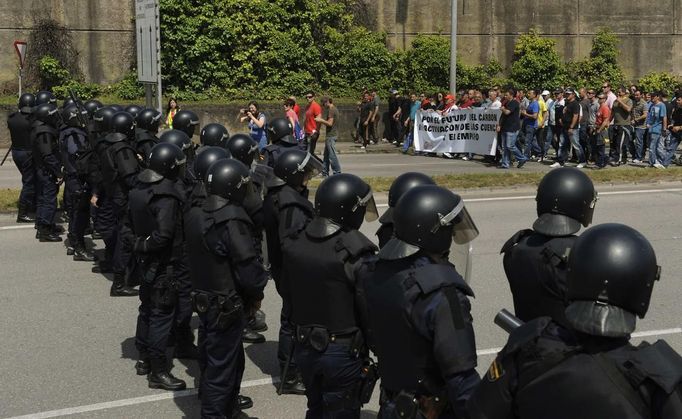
[553,89,562,94]
[564,88,576,95]
[445,94,455,101]
[389,88,398,95]
[421,99,431,107]
[541,90,550,96]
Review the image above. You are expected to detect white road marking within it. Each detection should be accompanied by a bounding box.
[0,225,34,231]
[6,327,681,418]
[374,187,682,208]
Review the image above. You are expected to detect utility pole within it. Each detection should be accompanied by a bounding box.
[449,0,458,94]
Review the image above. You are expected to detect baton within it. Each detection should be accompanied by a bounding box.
[494,309,524,334]
[0,148,11,166]
[277,340,296,395]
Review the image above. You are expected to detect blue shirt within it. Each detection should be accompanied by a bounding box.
[646,102,667,134]
[409,100,421,121]
[249,112,267,143]
[524,100,539,128]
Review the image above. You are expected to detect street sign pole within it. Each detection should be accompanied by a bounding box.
[14,41,27,98]
[155,0,162,115]
[135,0,162,113]
[449,0,457,95]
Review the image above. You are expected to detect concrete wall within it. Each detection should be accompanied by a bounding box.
[0,1,135,92]
[376,0,682,80]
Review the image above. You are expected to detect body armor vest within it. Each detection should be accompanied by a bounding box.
[129,178,180,238]
[287,228,371,333]
[365,259,472,394]
[134,129,159,166]
[501,230,576,327]
[59,127,90,176]
[184,203,252,294]
[8,111,32,150]
[99,137,139,185]
[31,124,59,163]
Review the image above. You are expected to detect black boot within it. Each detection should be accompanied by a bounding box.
[16,204,35,223]
[237,394,253,410]
[110,273,139,297]
[38,225,62,242]
[248,309,268,332]
[73,242,95,262]
[92,259,113,273]
[279,369,306,395]
[242,327,265,344]
[135,359,151,375]
[148,358,186,391]
[65,234,76,255]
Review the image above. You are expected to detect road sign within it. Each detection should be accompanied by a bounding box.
[135,0,160,83]
[14,41,27,68]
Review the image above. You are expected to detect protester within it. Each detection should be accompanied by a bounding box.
[303,91,322,154]
[499,88,528,169]
[239,101,267,151]
[315,96,341,176]
[647,91,668,168]
[165,98,179,129]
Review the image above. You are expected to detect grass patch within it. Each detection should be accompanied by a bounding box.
[0,188,19,212]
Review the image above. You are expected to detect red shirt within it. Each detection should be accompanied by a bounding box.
[595,103,611,127]
[304,101,322,134]
[293,104,300,115]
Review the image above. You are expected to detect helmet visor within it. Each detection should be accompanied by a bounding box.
[430,201,479,244]
[582,191,599,227]
[299,153,324,180]
[352,189,378,222]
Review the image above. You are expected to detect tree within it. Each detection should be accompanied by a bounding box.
[509,29,565,90]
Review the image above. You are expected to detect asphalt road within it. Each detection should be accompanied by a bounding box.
[1,183,681,419]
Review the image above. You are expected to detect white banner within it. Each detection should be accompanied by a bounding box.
[413,108,501,155]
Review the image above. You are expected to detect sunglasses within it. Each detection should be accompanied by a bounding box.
[306,95,313,99]
[602,85,609,88]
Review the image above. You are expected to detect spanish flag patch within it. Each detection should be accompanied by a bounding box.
[486,359,505,382]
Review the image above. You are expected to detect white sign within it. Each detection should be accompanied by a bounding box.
[14,41,27,68]
[413,109,501,155]
[135,0,160,83]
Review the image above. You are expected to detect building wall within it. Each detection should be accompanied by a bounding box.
[376,0,682,80]
[0,0,135,92]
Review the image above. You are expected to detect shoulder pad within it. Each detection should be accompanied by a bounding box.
[33,124,58,136]
[337,230,377,259]
[541,237,574,267]
[630,340,682,394]
[500,317,554,358]
[277,186,313,213]
[413,263,474,297]
[251,164,271,187]
[150,178,184,201]
[207,203,253,227]
[500,229,534,254]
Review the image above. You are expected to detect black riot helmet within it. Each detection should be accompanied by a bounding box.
[225,133,259,166]
[200,123,229,146]
[314,173,378,231]
[18,93,35,112]
[93,106,117,133]
[62,97,76,109]
[534,167,597,236]
[172,110,199,137]
[136,108,162,133]
[83,100,103,117]
[205,158,251,204]
[274,149,323,188]
[159,129,192,158]
[110,111,136,137]
[565,223,660,337]
[109,104,124,112]
[33,103,61,127]
[147,142,187,180]
[124,105,143,118]
[194,146,229,182]
[380,172,436,225]
[35,90,57,105]
[61,104,88,128]
[267,117,297,144]
[379,185,479,260]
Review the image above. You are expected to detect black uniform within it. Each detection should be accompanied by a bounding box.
[134,128,159,167]
[363,255,480,418]
[184,196,267,417]
[286,218,377,417]
[31,120,62,230]
[59,126,94,253]
[262,184,314,372]
[129,172,184,376]
[501,230,574,326]
[468,317,682,419]
[8,109,36,215]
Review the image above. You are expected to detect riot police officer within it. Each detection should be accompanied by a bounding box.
[285,173,379,416]
[134,108,162,167]
[124,105,143,119]
[262,117,300,169]
[376,172,435,248]
[468,223,682,419]
[31,102,63,242]
[97,111,140,296]
[59,104,95,261]
[184,158,268,417]
[364,185,481,419]
[129,142,187,391]
[160,129,196,182]
[7,93,36,222]
[172,110,199,138]
[500,167,597,326]
[263,148,322,393]
[188,145,229,208]
[83,100,103,145]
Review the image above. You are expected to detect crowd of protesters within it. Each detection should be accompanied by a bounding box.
[357,85,682,170]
